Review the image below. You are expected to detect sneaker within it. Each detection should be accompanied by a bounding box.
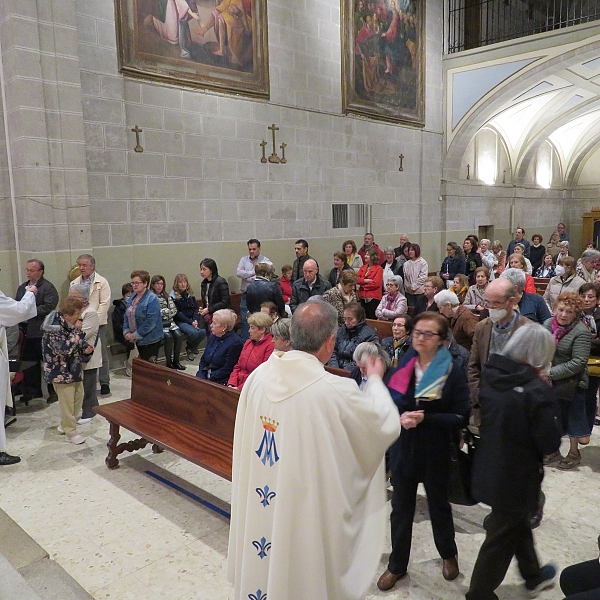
[186,350,195,361]
[68,435,86,445]
[525,563,557,598]
[57,425,64,434]
[100,384,110,395]
[78,417,93,425]
[125,358,133,377]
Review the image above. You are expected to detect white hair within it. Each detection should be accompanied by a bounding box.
[501,324,555,371]
[434,289,460,307]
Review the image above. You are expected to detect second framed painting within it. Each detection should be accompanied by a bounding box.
[341,0,424,126]
[116,0,269,99]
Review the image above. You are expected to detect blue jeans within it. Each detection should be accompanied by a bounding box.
[560,388,590,438]
[239,294,249,341]
[177,322,205,351]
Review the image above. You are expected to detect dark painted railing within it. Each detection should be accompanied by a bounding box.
[446,0,600,54]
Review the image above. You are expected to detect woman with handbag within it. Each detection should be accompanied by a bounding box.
[580,283,600,436]
[466,325,562,600]
[543,292,591,469]
[377,312,470,591]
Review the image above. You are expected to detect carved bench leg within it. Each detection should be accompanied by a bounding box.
[152,444,163,454]
[106,422,121,469]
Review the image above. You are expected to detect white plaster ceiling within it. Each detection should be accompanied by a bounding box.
[444,24,600,185]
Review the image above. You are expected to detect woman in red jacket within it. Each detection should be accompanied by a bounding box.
[227,311,274,390]
[508,254,537,294]
[357,248,384,320]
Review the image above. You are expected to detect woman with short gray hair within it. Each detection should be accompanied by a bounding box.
[271,318,291,353]
[375,275,407,321]
[351,342,392,390]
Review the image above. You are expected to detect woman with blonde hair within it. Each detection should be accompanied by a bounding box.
[196,309,243,385]
[322,269,359,325]
[171,273,204,360]
[491,240,506,277]
[507,254,537,294]
[227,312,274,390]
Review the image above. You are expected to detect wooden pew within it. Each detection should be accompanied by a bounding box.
[366,319,393,342]
[533,277,550,296]
[94,359,240,480]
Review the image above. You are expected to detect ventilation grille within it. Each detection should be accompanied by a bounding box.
[332,204,366,229]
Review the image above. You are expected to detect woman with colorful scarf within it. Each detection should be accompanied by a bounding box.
[543,292,591,469]
[377,313,470,592]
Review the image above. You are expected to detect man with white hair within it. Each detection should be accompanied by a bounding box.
[70,254,111,395]
[577,248,600,283]
[435,289,478,352]
[479,239,498,279]
[0,285,37,464]
[500,268,550,325]
[228,301,400,599]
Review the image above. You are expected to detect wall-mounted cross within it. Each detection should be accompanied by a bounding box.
[398,154,404,172]
[131,125,143,153]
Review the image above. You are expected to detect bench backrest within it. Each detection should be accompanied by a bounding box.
[366,319,393,342]
[130,358,240,442]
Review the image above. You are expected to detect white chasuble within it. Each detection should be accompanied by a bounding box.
[228,350,401,600]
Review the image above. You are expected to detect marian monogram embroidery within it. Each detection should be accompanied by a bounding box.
[256,485,276,507]
[255,416,280,467]
[252,536,272,559]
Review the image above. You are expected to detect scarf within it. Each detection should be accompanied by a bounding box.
[583,313,598,337]
[385,293,397,311]
[388,345,452,401]
[551,317,575,345]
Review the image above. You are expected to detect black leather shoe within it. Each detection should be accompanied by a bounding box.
[174,363,186,371]
[377,569,406,591]
[100,385,110,395]
[19,395,32,405]
[0,452,21,466]
[46,393,59,404]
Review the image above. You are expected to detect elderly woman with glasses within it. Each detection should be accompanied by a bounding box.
[376,275,407,321]
[377,312,470,591]
[123,270,164,363]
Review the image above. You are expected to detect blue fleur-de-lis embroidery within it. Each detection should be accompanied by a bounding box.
[256,485,276,507]
[252,536,272,559]
[248,590,267,600]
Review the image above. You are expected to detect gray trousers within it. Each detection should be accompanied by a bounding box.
[98,324,109,386]
[82,368,99,419]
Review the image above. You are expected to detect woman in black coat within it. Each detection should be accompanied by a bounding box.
[466,325,561,600]
[377,312,470,592]
[440,241,466,286]
[200,258,230,333]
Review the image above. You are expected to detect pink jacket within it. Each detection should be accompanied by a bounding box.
[227,333,274,390]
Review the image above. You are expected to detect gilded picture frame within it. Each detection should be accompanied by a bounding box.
[341,0,424,126]
[115,0,269,99]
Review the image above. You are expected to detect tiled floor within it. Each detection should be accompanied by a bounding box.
[1,364,598,599]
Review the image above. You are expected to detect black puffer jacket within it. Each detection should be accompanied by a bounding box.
[201,276,230,314]
[246,277,285,316]
[327,320,378,370]
[473,354,561,513]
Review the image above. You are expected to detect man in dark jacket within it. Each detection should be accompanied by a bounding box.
[291,239,312,282]
[466,325,562,600]
[289,260,331,313]
[245,263,286,317]
[15,259,59,403]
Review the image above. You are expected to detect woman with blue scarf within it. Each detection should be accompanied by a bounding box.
[377,312,470,592]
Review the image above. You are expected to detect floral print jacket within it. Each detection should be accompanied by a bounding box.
[42,311,90,384]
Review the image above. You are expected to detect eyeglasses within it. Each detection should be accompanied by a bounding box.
[412,330,440,340]
[392,323,406,329]
[130,281,143,286]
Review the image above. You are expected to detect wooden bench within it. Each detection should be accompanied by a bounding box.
[94,358,240,480]
[366,319,393,342]
[533,277,550,296]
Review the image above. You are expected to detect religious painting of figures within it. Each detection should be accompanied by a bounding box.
[115,0,269,98]
[341,0,424,125]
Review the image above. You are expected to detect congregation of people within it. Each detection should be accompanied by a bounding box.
[4,222,600,599]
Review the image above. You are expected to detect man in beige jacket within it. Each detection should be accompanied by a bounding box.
[70,254,111,395]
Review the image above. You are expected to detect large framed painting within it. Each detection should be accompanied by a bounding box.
[341,0,424,126]
[115,0,269,99]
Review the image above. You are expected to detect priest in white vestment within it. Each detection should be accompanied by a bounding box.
[228,300,401,600]
[0,286,37,464]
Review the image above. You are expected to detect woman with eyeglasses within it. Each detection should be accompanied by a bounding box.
[377,312,470,591]
[123,270,163,363]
